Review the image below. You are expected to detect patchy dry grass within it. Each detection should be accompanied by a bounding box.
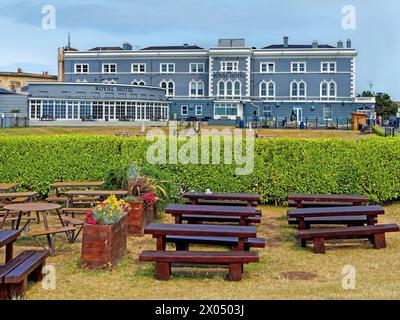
[0,126,371,140]
[1,204,399,300]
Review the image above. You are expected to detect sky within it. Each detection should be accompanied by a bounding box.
[0,0,398,99]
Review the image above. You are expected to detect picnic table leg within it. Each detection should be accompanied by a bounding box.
[156,235,166,251]
[0,211,9,229]
[5,242,13,263]
[237,238,245,251]
[367,215,376,225]
[15,210,23,230]
[174,215,182,224]
[46,234,56,256]
[298,219,307,247]
[191,199,197,205]
[239,217,246,226]
[296,200,302,208]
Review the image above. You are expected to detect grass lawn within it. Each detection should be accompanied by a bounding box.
[0,126,372,140]
[3,204,399,300]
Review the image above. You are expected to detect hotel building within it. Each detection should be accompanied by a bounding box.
[27,37,375,124]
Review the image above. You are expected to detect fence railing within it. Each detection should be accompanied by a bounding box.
[241,116,376,131]
[0,114,29,128]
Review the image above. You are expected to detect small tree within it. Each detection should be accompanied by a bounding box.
[360,91,397,118]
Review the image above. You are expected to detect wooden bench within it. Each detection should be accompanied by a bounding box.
[165,235,265,251]
[185,199,258,207]
[60,217,84,243]
[46,196,99,204]
[288,215,371,229]
[0,216,37,230]
[139,250,259,281]
[288,194,369,208]
[183,192,260,207]
[287,205,384,231]
[298,224,400,254]
[27,226,76,256]
[0,250,49,300]
[165,204,260,226]
[288,200,354,208]
[61,207,91,217]
[145,223,258,252]
[181,214,261,225]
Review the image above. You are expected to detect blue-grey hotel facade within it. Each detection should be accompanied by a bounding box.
[27,37,375,124]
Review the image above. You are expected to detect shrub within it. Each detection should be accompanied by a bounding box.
[0,135,399,204]
[373,125,385,137]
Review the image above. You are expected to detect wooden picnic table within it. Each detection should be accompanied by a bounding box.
[2,203,75,255]
[63,190,127,207]
[0,230,20,263]
[145,223,257,251]
[0,184,18,193]
[0,192,38,205]
[287,205,384,231]
[51,181,104,196]
[165,204,258,226]
[288,194,369,208]
[183,192,259,207]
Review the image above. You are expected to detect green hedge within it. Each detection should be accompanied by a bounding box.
[0,135,399,204]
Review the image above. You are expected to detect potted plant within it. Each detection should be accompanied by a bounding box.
[81,195,130,269]
[125,176,162,235]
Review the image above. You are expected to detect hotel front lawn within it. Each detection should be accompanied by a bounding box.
[0,126,373,140]
[4,204,399,300]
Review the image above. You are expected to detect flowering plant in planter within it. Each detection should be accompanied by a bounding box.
[142,192,156,208]
[85,195,130,225]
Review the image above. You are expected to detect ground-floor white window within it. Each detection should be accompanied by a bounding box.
[214,103,240,119]
[195,105,202,116]
[323,104,333,120]
[29,99,169,121]
[181,105,188,116]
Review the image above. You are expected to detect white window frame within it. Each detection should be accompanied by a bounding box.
[220,61,239,72]
[131,80,146,86]
[260,62,275,74]
[102,63,117,74]
[160,63,175,74]
[321,62,337,74]
[195,105,203,116]
[74,64,89,74]
[189,63,205,74]
[291,62,306,73]
[259,80,275,99]
[131,63,146,73]
[290,80,307,100]
[320,80,337,100]
[160,80,175,97]
[181,105,188,116]
[323,105,333,120]
[189,80,205,98]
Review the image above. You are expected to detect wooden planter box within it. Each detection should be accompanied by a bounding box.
[81,213,127,269]
[127,201,155,235]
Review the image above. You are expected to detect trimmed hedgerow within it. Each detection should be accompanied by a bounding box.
[0,135,399,204]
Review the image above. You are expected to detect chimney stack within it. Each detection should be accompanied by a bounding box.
[17,68,23,73]
[346,38,352,48]
[337,40,344,48]
[283,36,289,48]
[312,40,318,48]
[57,47,65,82]
[123,42,133,51]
